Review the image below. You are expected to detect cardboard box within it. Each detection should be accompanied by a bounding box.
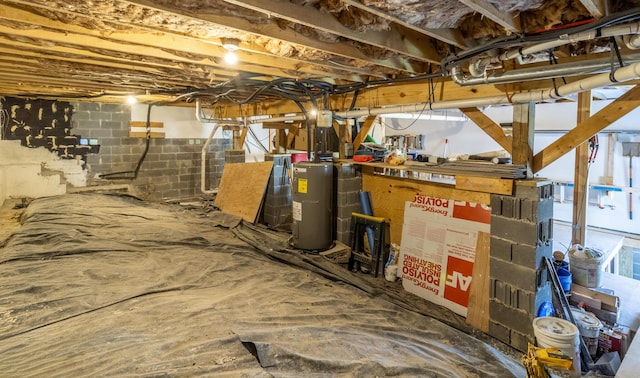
[569,284,619,325]
[598,325,630,359]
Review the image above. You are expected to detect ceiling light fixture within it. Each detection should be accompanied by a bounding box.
[126,95,137,105]
[221,38,240,65]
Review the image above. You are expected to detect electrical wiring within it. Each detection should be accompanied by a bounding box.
[441,7,640,70]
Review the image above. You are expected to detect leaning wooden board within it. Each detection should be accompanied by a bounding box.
[466,231,491,332]
[214,161,274,223]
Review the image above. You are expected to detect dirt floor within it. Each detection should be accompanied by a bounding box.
[0,193,525,377]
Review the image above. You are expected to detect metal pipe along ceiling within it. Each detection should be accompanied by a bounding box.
[452,53,640,86]
[337,61,640,118]
[194,62,640,126]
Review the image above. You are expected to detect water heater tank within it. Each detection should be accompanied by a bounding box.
[291,161,333,251]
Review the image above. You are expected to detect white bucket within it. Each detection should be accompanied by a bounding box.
[569,245,604,288]
[533,317,581,374]
[571,308,602,358]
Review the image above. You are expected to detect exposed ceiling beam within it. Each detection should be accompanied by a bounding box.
[532,85,640,173]
[0,3,368,84]
[340,0,467,48]
[222,0,443,64]
[457,0,521,33]
[122,0,425,75]
[579,0,605,17]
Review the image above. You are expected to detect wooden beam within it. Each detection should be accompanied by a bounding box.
[512,102,535,178]
[579,0,605,17]
[239,127,249,148]
[340,0,466,48]
[460,107,512,154]
[455,175,513,195]
[222,0,443,64]
[532,85,640,173]
[123,0,423,75]
[286,123,300,149]
[0,3,366,83]
[458,0,520,33]
[572,91,591,246]
[352,116,377,152]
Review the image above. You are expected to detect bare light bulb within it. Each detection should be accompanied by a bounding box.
[224,51,238,65]
[126,95,137,105]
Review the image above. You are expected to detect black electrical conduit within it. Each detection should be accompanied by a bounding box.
[441,7,640,70]
[99,103,154,180]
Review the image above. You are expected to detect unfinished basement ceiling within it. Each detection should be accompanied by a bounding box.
[1,0,640,107]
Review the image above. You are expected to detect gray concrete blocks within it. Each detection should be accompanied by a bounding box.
[334,162,362,245]
[489,299,534,336]
[487,181,554,352]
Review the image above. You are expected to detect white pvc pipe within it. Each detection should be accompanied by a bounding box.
[201,124,220,195]
[336,61,640,118]
[469,21,640,77]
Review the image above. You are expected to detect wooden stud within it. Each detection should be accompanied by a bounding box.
[533,85,640,173]
[352,115,377,152]
[512,102,535,178]
[572,91,591,246]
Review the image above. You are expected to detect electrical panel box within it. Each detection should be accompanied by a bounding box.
[316,110,333,128]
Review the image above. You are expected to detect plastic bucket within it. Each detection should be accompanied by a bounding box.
[533,317,580,374]
[571,308,602,358]
[556,267,572,293]
[569,246,604,288]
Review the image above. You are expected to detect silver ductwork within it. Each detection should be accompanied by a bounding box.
[451,53,640,86]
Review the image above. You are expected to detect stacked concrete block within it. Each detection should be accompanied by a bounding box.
[224,149,245,163]
[73,102,231,201]
[262,154,292,228]
[334,162,362,245]
[488,180,554,352]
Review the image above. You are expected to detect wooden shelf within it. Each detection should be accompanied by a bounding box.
[344,159,516,195]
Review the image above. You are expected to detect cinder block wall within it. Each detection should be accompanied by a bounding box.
[72,102,230,201]
[488,180,554,352]
[334,162,362,245]
[262,154,292,228]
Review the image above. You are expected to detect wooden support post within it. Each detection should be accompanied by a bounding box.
[572,91,591,246]
[604,133,618,185]
[352,115,377,152]
[512,102,535,178]
[239,126,248,149]
[532,85,640,173]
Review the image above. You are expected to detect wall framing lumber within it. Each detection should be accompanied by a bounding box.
[512,102,535,178]
[572,91,591,245]
[532,85,640,173]
[362,170,491,245]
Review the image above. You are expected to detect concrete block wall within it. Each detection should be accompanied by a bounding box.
[488,180,554,352]
[225,149,246,163]
[334,162,362,245]
[263,154,292,228]
[72,102,230,201]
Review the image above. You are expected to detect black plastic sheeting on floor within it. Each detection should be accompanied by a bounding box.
[0,193,525,377]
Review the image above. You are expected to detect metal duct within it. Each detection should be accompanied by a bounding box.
[465,21,640,78]
[336,61,640,118]
[451,54,640,86]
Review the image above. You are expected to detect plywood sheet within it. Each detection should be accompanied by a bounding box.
[362,172,490,245]
[214,161,274,223]
[466,231,490,332]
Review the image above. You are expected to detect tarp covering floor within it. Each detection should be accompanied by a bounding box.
[0,193,525,377]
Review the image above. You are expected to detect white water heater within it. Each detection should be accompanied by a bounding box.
[291,162,333,251]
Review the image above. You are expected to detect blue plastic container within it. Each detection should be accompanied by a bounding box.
[556,267,572,293]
